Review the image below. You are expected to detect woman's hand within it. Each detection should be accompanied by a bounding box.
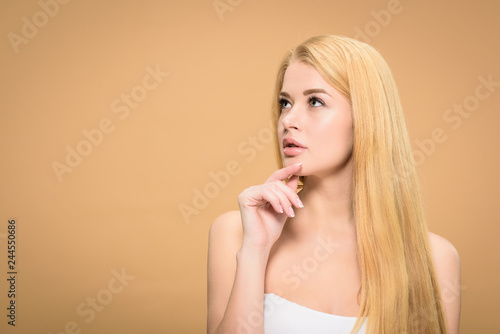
[237,163,304,251]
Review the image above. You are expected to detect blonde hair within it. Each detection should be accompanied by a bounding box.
[271,35,448,333]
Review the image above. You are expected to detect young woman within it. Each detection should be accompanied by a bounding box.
[207,35,461,334]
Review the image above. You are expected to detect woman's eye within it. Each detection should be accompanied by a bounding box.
[279,98,291,109]
[308,96,324,107]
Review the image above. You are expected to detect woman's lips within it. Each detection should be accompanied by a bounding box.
[283,137,307,156]
[283,147,307,156]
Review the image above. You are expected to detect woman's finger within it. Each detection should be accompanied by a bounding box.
[267,186,295,217]
[265,163,302,183]
[285,174,299,192]
[271,177,303,212]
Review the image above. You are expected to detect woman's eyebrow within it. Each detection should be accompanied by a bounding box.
[279,89,331,98]
[303,88,331,96]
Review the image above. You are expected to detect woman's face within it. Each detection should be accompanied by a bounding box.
[278,61,353,178]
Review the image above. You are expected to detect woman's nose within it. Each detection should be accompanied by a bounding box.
[282,107,301,131]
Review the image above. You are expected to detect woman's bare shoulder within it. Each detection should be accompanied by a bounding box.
[427,231,461,277]
[427,231,461,333]
[427,231,460,263]
[209,210,243,256]
[209,210,242,235]
[207,211,243,334]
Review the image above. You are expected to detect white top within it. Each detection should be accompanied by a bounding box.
[263,293,368,334]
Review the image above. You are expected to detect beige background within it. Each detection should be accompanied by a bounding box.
[1,0,499,333]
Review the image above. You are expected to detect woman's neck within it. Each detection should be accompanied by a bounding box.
[288,169,356,243]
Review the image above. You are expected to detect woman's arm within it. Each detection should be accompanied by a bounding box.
[207,211,272,334]
[428,232,462,334]
[207,164,302,334]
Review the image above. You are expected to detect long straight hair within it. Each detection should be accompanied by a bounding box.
[271,35,448,333]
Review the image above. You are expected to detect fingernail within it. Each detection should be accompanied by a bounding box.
[297,198,304,208]
[296,163,302,167]
[289,207,295,217]
[278,205,284,213]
